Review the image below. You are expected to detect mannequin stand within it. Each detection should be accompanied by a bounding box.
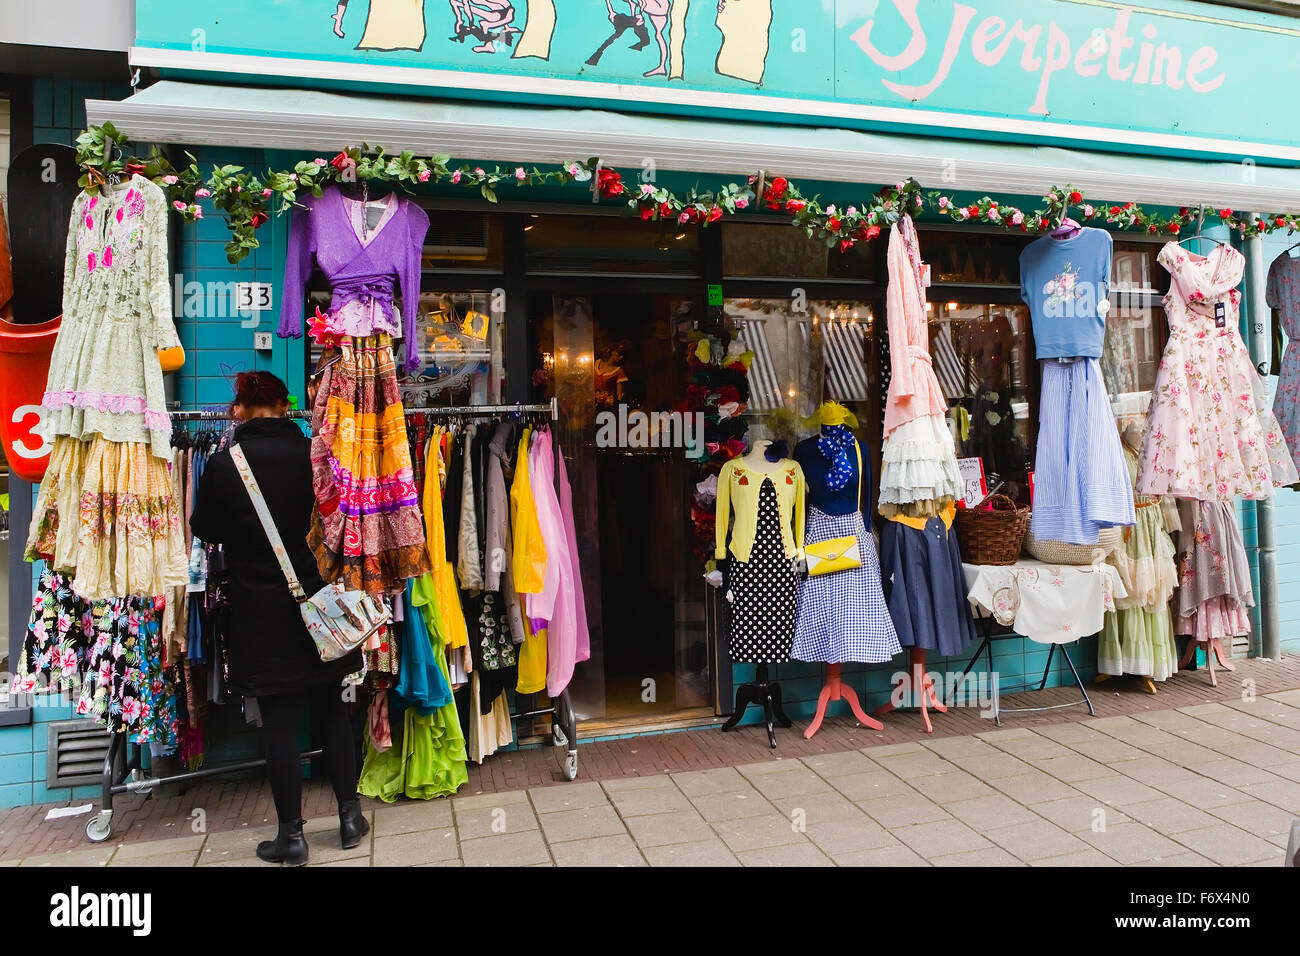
[721,664,791,749]
[873,647,947,734]
[1177,637,1235,688]
[1094,673,1158,695]
[804,663,884,738]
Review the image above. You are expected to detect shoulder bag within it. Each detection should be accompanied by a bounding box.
[229,442,391,662]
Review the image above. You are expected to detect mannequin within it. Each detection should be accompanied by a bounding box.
[715,439,806,748]
[791,402,898,737]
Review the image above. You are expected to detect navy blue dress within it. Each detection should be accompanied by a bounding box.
[879,513,977,657]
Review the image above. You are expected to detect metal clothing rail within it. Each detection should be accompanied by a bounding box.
[84,394,573,841]
[167,396,558,422]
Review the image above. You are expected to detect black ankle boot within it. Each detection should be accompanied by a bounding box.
[339,799,370,849]
[256,819,308,866]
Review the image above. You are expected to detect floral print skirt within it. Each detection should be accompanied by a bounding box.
[26,436,188,601]
[310,335,431,594]
[1139,327,1299,498]
[16,570,178,751]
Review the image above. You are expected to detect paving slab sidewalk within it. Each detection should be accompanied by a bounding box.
[10,692,1298,867]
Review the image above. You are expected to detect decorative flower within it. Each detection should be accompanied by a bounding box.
[1068,190,1082,203]
[1082,204,1094,217]
[418,168,431,182]
[330,151,357,174]
[172,200,186,211]
[162,174,178,185]
[734,196,749,210]
[938,197,950,210]
[515,166,527,181]
[451,170,462,184]
[195,187,211,198]
[249,211,269,229]
[785,198,807,213]
[262,188,273,198]
[314,157,328,166]
[597,168,624,197]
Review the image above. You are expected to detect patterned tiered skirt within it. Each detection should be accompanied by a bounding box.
[310,334,431,594]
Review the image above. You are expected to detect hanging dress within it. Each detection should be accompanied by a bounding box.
[1266,252,1300,471]
[1098,443,1179,681]
[879,215,962,515]
[1174,499,1254,645]
[1018,228,1134,546]
[28,176,187,601]
[281,186,431,593]
[1139,243,1298,498]
[879,504,977,658]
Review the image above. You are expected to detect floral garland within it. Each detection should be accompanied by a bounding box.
[76,122,1300,265]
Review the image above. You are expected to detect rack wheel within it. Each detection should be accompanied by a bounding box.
[84,811,113,843]
[564,750,578,782]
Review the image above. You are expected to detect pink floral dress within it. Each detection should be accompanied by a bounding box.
[1137,243,1298,498]
[1266,253,1300,471]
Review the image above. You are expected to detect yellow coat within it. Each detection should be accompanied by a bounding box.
[714,458,806,562]
[423,427,469,649]
[510,426,547,595]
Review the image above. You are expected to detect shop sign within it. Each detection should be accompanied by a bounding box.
[134,0,1300,158]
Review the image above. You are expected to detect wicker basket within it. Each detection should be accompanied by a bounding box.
[1024,528,1123,566]
[954,494,1031,566]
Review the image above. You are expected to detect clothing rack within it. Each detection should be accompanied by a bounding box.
[86,396,575,842]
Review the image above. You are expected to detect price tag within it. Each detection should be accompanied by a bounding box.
[235,283,273,312]
[707,283,724,306]
[956,457,987,509]
[1214,301,1226,329]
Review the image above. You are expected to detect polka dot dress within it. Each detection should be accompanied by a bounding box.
[727,477,797,664]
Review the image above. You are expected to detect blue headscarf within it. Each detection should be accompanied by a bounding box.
[817,424,856,491]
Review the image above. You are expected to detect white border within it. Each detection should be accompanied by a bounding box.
[128,46,1300,165]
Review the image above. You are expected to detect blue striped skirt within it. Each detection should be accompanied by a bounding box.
[1031,358,1135,546]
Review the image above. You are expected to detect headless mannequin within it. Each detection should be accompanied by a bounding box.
[801,428,885,738]
[720,440,794,748]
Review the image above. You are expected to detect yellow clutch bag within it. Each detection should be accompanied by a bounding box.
[804,535,862,576]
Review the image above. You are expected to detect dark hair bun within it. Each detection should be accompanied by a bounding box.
[233,370,290,409]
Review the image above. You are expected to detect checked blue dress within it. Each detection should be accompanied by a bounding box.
[791,436,900,664]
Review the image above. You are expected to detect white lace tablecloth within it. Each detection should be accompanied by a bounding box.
[962,560,1128,645]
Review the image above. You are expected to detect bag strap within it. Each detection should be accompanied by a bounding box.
[229,443,308,601]
[855,439,864,512]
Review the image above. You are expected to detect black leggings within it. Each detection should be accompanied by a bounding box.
[258,682,358,825]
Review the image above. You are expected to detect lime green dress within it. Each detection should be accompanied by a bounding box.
[358,574,468,801]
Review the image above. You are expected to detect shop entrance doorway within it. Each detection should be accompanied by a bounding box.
[527,288,711,724]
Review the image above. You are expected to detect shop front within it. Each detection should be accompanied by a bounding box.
[2,0,1300,808]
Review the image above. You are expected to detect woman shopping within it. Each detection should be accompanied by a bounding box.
[190,371,367,866]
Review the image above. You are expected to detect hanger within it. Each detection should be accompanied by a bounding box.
[1048,216,1081,240]
[1177,205,1225,249]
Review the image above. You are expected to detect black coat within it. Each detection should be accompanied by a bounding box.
[189,416,361,697]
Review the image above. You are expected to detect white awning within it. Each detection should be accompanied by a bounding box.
[87,81,1300,211]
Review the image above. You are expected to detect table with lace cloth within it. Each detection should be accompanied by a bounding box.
[963,559,1128,644]
[952,559,1126,723]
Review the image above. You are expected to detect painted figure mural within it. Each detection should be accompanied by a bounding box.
[324,0,767,82]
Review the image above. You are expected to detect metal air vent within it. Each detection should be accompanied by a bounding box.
[46,720,112,789]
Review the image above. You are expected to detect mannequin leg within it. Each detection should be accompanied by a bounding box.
[805,664,883,739]
[1211,638,1236,672]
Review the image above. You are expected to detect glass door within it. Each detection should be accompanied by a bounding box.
[527,289,709,722]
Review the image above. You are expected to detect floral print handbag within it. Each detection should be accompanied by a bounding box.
[230,443,390,661]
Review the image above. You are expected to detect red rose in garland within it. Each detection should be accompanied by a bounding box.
[597,168,624,198]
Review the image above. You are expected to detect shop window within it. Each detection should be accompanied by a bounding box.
[929,302,1035,502]
[1105,241,1169,426]
[923,230,1027,287]
[721,223,879,281]
[305,289,506,407]
[525,214,702,276]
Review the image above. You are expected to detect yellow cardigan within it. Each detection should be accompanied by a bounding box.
[714,458,806,562]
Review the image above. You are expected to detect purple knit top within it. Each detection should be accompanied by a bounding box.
[278,186,430,369]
